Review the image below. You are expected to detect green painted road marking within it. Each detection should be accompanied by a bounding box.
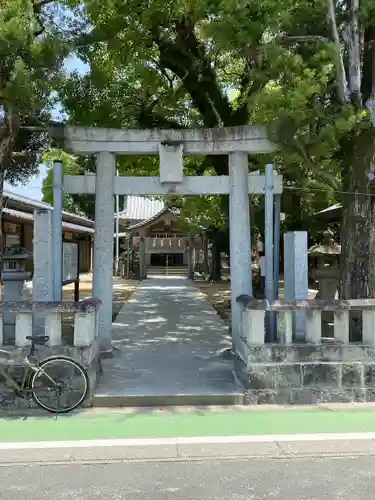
[0,412,177,442]
[173,409,375,437]
[1,408,375,443]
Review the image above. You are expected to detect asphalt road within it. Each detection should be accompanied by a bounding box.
[2,455,375,499]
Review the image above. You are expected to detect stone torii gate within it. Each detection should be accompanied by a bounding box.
[57,126,281,353]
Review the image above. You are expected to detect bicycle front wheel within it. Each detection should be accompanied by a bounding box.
[30,355,89,413]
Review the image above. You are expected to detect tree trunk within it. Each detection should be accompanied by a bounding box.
[203,231,209,278]
[0,109,19,299]
[209,229,222,282]
[339,129,375,299]
[0,169,5,298]
[290,189,304,230]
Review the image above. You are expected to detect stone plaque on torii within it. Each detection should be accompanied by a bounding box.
[53,125,282,353]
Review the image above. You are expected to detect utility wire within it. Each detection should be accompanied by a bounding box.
[40,182,375,199]
[284,185,375,198]
[22,178,375,199]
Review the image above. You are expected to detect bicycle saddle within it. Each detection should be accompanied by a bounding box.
[25,336,50,345]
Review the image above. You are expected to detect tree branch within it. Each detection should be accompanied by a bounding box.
[345,0,362,107]
[11,151,32,158]
[362,27,375,101]
[136,99,183,129]
[150,58,175,89]
[281,35,329,43]
[326,0,350,104]
[32,0,54,37]
[362,26,375,125]
[0,105,21,169]
[154,19,233,128]
[36,0,54,6]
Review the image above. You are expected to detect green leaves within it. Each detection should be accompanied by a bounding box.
[50,0,375,237]
[0,0,67,184]
[41,149,96,216]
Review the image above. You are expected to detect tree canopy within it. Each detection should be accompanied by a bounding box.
[35,0,375,295]
[0,0,67,181]
[0,0,68,268]
[52,0,342,231]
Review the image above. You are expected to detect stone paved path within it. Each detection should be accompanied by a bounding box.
[95,276,242,403]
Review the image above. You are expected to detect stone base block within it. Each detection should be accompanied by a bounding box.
[236,343,375,406]
[244,343,375,363]
[245,388,367,405]
[0,341,100,411]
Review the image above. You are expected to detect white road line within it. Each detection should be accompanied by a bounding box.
[1,432,375,450]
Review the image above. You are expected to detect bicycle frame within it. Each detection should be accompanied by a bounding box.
[0,357,58,395]
[0,363,30,393]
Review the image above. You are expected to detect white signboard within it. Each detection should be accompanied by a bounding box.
[259,256,266,277]
[62,242,78,282]
[5,233,20,247]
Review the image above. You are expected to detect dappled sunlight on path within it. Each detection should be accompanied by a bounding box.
[96,276,241,399]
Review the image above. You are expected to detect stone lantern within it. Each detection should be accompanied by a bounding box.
[308,230,341,338]
[308,229,341,300]
[2,246,33,341]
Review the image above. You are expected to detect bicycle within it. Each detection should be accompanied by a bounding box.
[0,335,89,413]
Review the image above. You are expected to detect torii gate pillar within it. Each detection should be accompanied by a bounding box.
[92,152,115,352]
[229,152,252,347]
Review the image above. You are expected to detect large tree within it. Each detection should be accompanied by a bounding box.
[59,0,375,292]
[0,0,67,263]
[245,0,375,298]
[56,0,339,274]
[326,0,375,299]
[183,0,373,298]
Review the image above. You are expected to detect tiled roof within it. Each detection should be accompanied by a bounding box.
[118,196,165,221]
[3,207,34,222]
[127,207,180,230]
[4,189,94,227]
[3,208,94,234]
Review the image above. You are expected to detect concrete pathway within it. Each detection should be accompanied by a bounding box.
[95,276,242,405]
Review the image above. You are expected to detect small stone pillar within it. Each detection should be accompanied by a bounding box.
[33,209,55,335]
[139,237,146,279]
[284,231,308,341]
[2,246,33,342]
[126,236,131,278]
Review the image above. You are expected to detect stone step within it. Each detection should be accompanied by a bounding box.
[92,392,244,408]
[147,266,188,276]
[148,266,187,269]
[147,272,187,276]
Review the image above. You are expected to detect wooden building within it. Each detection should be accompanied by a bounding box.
[2,189,94,273]
[118,196,201,272]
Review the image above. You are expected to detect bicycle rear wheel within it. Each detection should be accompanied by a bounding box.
[30,355,89,413]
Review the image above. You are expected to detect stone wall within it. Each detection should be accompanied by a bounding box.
[235,295,375,405]
[0,342,100,410]
[0,297,102,411]
[235,343,375,405]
